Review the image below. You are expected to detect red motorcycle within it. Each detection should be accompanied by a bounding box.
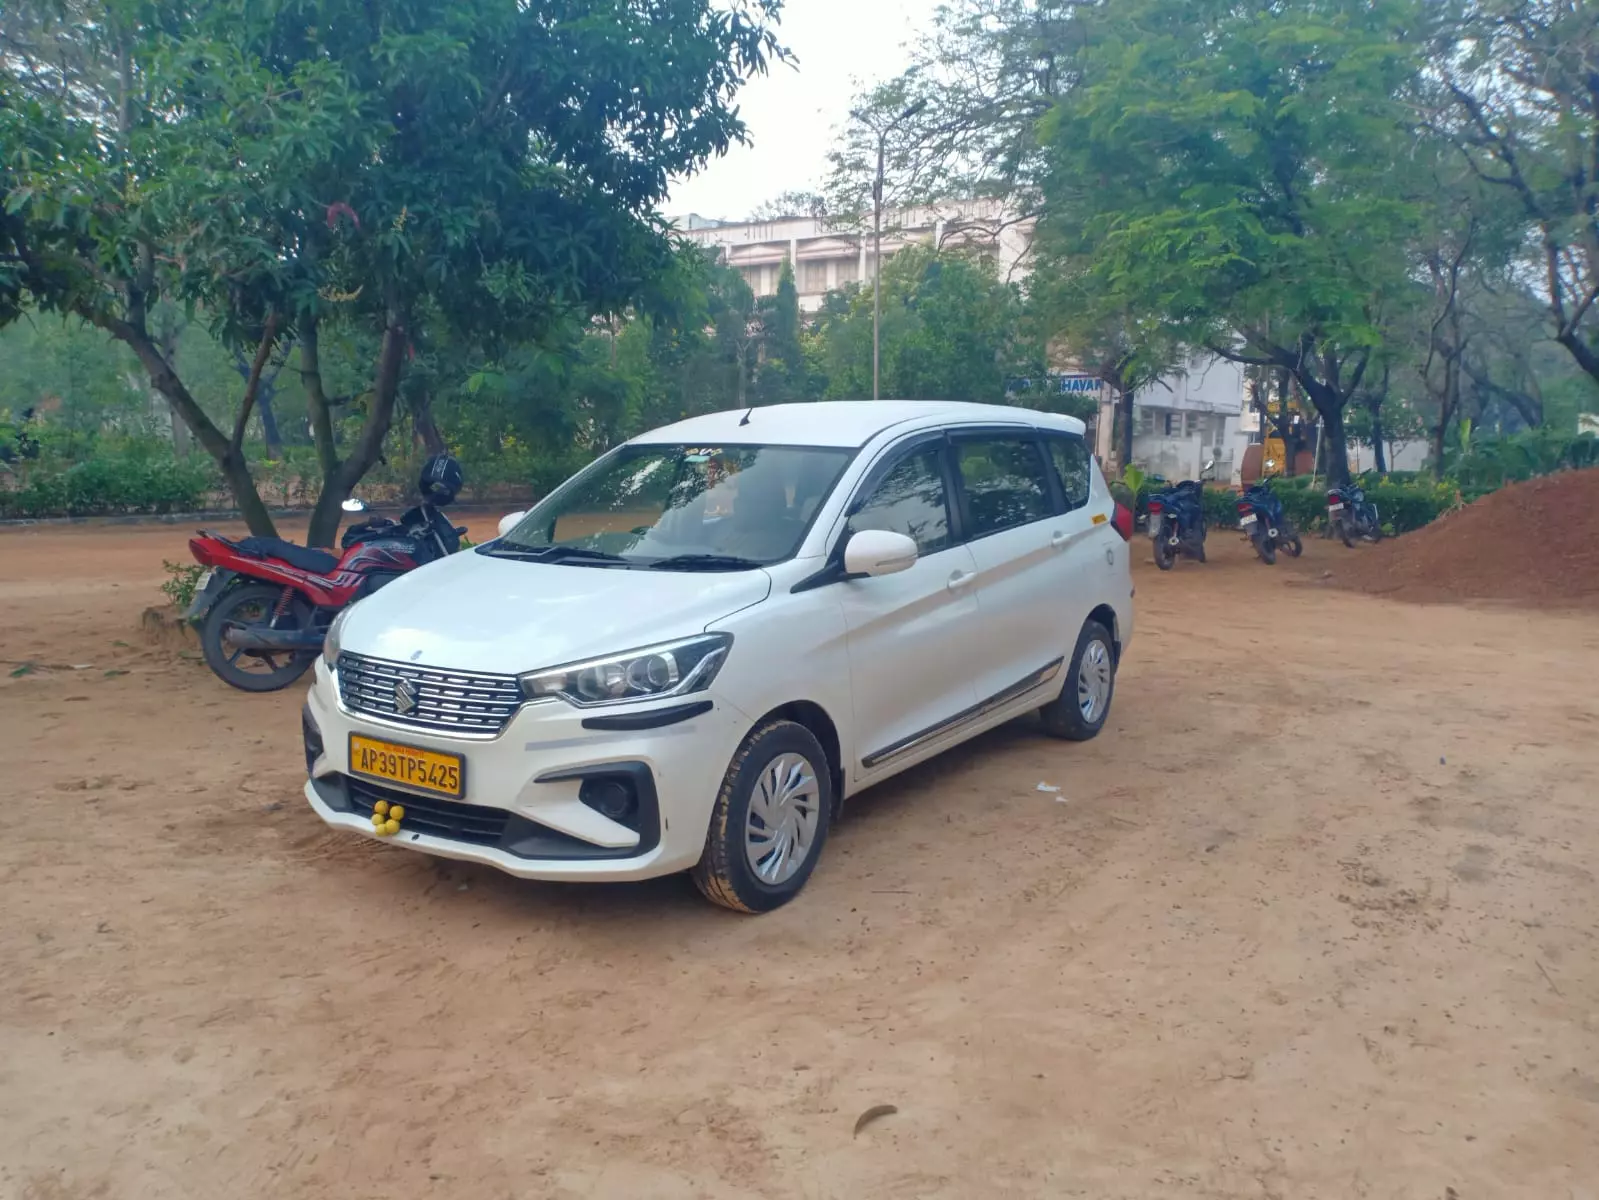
[185,456,466,692]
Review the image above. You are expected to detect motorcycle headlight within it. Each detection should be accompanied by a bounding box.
[519,634,731,707]
[322,608,351,668]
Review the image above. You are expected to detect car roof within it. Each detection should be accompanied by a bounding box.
[628,401,1087,449]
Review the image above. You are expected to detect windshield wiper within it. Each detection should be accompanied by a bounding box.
[645,553,764,572]
[483,544,629,565]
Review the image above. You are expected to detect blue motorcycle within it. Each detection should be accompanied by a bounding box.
[1235,483,1303,565]
[1146,479,1208,569]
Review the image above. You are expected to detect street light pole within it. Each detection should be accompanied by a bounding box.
[872,137,884,402]
[869,99,926,403]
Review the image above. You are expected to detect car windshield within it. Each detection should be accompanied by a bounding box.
[488,443,854,569]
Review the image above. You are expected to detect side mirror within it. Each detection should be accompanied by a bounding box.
[843,529,918,577]
[341,497,367,513]
[497,511,527,538]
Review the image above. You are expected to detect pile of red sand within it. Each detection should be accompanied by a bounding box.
[1321,467,1599,608]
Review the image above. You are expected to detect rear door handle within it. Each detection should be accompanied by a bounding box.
[947,570,975,592]
[1050,530,1070,548]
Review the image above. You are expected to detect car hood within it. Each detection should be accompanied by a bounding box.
[342,550,772,675]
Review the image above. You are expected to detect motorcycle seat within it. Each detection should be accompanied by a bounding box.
[235,536,340,574]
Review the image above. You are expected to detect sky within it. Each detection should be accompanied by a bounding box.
[666,0,941,223]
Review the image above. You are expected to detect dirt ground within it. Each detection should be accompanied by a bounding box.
[2,517,1597,1200]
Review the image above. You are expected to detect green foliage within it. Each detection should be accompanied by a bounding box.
[0,441,219,518]
[817,247,1042,401]
[1032,0,1433,484]
[1446,429,1599,495]
[1370,480,1460,535]
[3,0,788,539]
[160,560,206,610]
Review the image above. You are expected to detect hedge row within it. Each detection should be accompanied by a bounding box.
[0,453,220,518]
[1,439,573,519]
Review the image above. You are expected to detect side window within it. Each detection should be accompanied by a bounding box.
[1047,436,1092,510]
[847,445,951,555]
[955,436,1052,536]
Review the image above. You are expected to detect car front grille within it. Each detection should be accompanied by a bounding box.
[336,652,523,737]
[347,778,510,846]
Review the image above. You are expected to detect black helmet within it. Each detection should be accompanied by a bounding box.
[419,453,462,504]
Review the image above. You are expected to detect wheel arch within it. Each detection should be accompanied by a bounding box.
[748,700,845,813]
[1087,603,1122,665]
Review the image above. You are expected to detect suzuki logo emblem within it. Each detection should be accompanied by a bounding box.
[393,678,418,716]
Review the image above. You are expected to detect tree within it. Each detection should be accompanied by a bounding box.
[3,0,787,543]
[752,257,812,403]
[1033,0,1431,486]
[817,245,1040,401]
[1028,198,1184,468]
[1431,0,1599,389]
[823,0,1085,222]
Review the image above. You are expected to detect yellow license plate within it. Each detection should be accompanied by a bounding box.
[348,734,464,799]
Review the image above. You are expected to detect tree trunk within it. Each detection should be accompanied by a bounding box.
[410,387,447,456]
[1370,402,1388,474]
[110,319,278,535]
[1297,377,1352,489]
[305,303,409,548]
[1318,401,1351,490]
[1118,386,1134,473]
[300,318,339,478]
[257,388,285,458]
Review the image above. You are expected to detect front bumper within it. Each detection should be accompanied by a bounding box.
[301,659,750,882]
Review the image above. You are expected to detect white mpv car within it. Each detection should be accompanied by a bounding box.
[303,401,1133,911]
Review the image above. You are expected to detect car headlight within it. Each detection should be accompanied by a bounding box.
[519,634,731,707]
[322,608,351,668]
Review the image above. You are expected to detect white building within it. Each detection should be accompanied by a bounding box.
[1087,358,1253,484]
[674,199,1034,313]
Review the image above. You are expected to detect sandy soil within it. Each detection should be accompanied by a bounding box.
[2,518,1597,1200]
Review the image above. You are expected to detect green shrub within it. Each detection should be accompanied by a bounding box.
[0,450,219,518]
[160,560,206,609]
[1367,478,1460,534]
[1447,428,1599,492]
[1264,478,1327,532]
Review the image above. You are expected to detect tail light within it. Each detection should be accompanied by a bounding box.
[1111,502,1134,541]
[1235,499,1252,514]
[1147,498,1164,513]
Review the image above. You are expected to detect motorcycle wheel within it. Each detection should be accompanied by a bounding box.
[1337,517,1356,549]
[1285,535,1303,558]
[1252,533,1277,565]
[200,582,319,693]
[1194,540,1207,564]
[1153,538,1176,570]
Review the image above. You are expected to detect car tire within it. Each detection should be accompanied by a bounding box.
[1040,619,1116,742]
[692,720,833,913]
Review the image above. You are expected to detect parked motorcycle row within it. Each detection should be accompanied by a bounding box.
[185,454,469,692]
[1144,463,1380,570]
